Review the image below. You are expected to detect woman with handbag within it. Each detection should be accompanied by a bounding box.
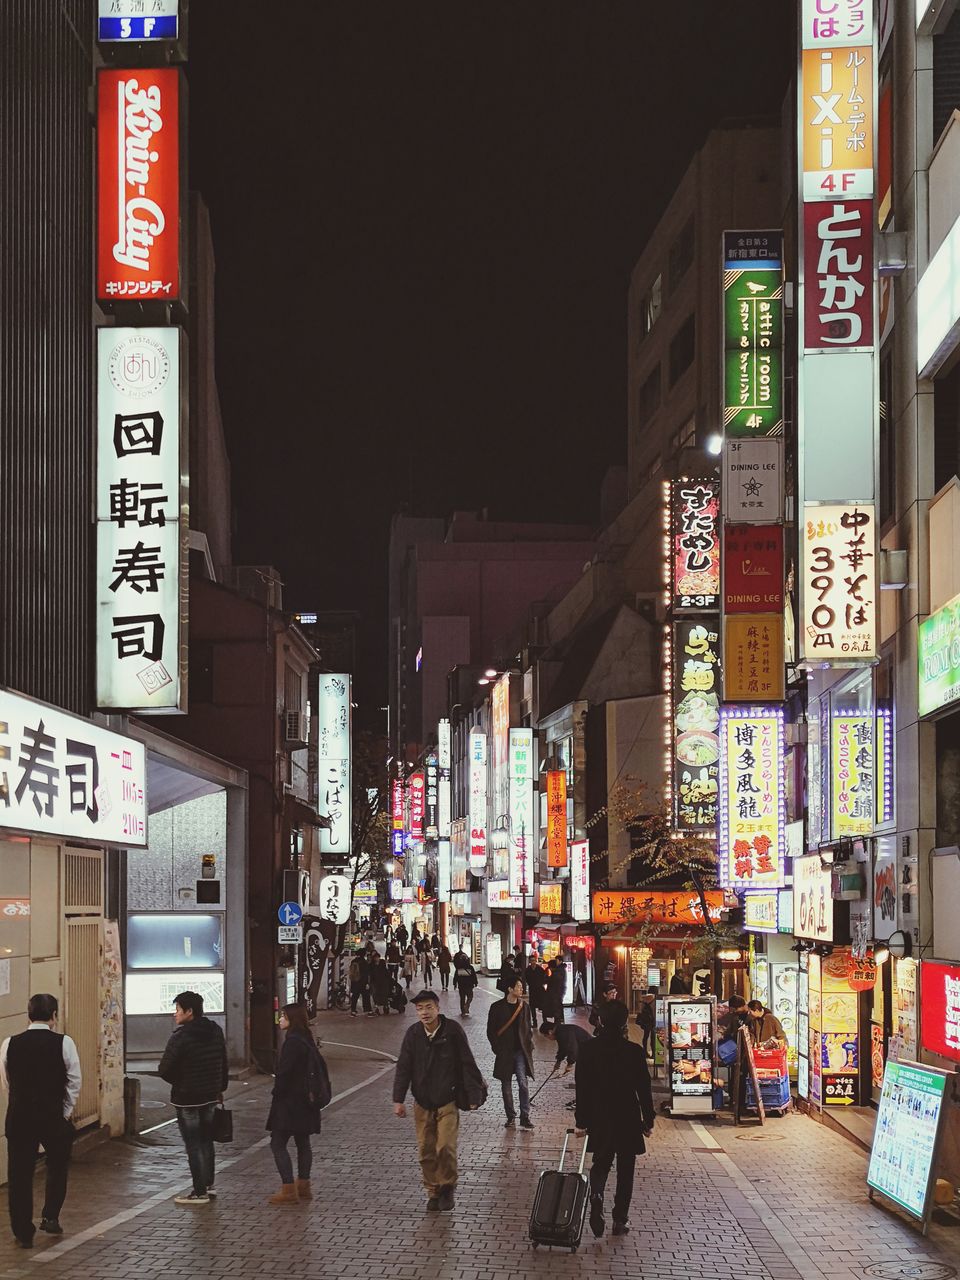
[266,1005,329,1204]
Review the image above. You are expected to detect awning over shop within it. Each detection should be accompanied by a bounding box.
[599,923,713,947]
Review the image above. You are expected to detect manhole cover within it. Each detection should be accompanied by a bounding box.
[863,1264,957,1279]
[734,1132,787,1142]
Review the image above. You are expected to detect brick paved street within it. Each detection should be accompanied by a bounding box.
[0,982,956,1280]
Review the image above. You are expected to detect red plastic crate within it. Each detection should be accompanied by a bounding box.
[752,1045,787,1075]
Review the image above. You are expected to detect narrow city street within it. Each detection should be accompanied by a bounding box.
[0,988,955,1280]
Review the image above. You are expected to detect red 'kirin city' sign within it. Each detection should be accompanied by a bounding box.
[97,68,179,302]
[803,199,874,350]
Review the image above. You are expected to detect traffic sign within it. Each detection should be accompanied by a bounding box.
[278,925,303,944]
[278,901,303,926]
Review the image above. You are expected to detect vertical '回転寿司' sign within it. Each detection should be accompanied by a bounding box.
[98,68,180,302]
[96,327,185,712]
[318,675,352,856]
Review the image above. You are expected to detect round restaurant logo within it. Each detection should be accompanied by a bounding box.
[108,335,171,399]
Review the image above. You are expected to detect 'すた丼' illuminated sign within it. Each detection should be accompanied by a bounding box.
[671,481,720,611]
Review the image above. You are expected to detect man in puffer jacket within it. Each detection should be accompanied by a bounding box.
[159,991,228,1206]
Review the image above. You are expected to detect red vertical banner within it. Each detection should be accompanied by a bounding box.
[803,200,874,351]
[408,772,425,840]
[546,770,568,868]
[97,68,180,302]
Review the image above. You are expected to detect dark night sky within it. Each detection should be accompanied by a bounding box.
[187,3,794,712]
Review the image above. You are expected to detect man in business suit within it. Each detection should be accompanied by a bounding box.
[1,993,82,1247]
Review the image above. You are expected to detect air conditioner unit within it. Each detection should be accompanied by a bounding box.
[635,592,665,625]
[283,709,308,749]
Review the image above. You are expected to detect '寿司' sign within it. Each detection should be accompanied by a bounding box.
[98,68,180,302]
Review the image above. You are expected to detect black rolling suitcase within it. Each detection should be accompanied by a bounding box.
[529,1127,589,1253]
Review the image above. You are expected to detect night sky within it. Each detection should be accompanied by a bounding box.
[187,3,794,711]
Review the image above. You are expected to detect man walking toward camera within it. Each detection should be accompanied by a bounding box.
[392,990,486,1213]
[1,994,81,1248]
[158,991,228,1206]
[486,975,534,1130]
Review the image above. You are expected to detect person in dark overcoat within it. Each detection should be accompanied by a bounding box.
[486,975,535,1129]
[525,959,548,1029]
[541,957,566,1031]
[370,955,392,1015]
[266,1006,326,1204]
[575,1000,654,1239]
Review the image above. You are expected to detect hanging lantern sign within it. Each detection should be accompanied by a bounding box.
[848,953,878,992]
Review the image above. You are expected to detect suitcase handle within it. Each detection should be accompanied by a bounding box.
[559,1126,589,1175]
[558,1127,572,1171]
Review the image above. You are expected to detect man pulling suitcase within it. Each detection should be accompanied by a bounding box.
[574,999,655,1238]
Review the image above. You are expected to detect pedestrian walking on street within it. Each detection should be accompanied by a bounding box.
[392,990,487,1213]
[588,980,619,1034]
[370,955,392,1015]
[575,1000,655,1239]
[486,976,534,1130]
[430,932,441,955]
[349,950,374,1016]
[395,922,409,949]
[1,994,81,1247]
[419,947,434,987]
[158,990,229,1207]
[635,991,657,1059]
[669,968,691,995]
[437,944,453,991]
[265,1005,330,1205]
[385,939,403,983]
[541,957,566,1032]
[496,953,517,994]
[402,946,417,990]
[526,959,548,1028]
[452,949,478,1015]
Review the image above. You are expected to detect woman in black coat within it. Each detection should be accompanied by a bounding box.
[370,956,392,1014]
[266,1005,325,1204]
[574,1000,655,1238]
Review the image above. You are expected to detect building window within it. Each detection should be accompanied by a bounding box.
[638,365,661,425]
[934,362,960,492]
[669,315,695,386]
[641,274,663,337]
[879,347,895,526]
[668,219,695,291]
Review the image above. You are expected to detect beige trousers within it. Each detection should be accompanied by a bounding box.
[413,1101,459,1194]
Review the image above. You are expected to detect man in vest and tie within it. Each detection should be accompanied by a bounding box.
[1,994,82,1247]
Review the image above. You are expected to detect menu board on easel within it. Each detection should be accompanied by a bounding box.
[734,1024,766,1126]
[666,996,717,1114]
[868,1059,949,1233]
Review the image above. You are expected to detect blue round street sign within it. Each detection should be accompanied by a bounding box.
[278,901,303,926]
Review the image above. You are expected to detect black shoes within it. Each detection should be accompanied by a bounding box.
[519,1117,534,1130]
[612,1222,630,1236]
[504,1117,516,1128]
[40,1218,63,1234]
[589,1194,605,1238]
[14,1236,33,1249]
[426,1196,441,1211]
[438,1186,455,1213]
